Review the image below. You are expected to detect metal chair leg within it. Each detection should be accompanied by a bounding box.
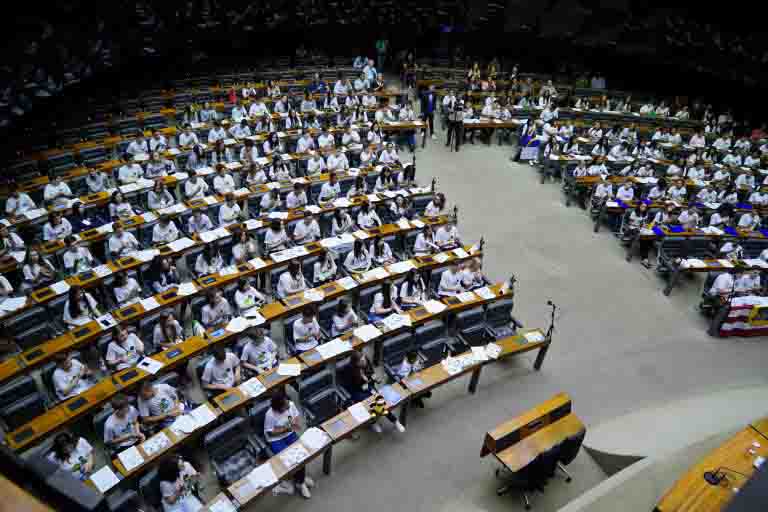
[522,492,531,510]
[557,462,572,483]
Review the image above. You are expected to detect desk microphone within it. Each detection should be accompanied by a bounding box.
[703,467,749,486]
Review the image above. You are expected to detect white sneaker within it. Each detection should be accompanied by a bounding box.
[299,483,312,499]
[272,481,294,496]
[305,475,316,488]
[395,421,406,433]
[371,422,383,433]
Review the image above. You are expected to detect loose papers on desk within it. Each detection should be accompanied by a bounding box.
[268,211,289,220]
[303,289,325,302]
[117,446,145,472]
[244,219,263,230]
[246,462,278,491]
[397,219,411,230]
[380,313,412,331]
[353,229,371,240]
[362,267,389,282]
[190,404,217,427]
[718,259,735,268]
[248,257,267,270]
[0,297,27,313]
[277,363,301,376]
[279,443,310,468]
[475,287,497,300]
[177,282,198,296]
[316,338,352,360]
[170,414,199,437]
[141,212,158,223]
[141,432,171,457]
[96,222,114,234]
[457,291,477,303]
[424,300,447,314]
[208,495,237,512]
[226,317,252,333]
[353,324,382,342]
[137,357,164,375]
[433,253,450,263]
[338,276,358,290]
[239,377,267,398]
[453,248,470,259]
[524,331,546,343]
[411,219,426,228]
[682,258,706,269]
[485,343,502,359]
[90,466,120,493]
[471,346,490,362]
[140,297,161,311]
[93,264,112,278]
[301,427,332,452]
[136,249,160,263]
[348,402,371,423]
[50,280,71,295]
[167,237,196,252]
[219,265,238,277]
[387,260,416,274]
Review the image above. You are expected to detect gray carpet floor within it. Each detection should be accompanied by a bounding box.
[234,124,768,511]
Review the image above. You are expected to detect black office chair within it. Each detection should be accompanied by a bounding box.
[138,468,162,511]
[382,332,414,381]
[106,489,141,512]
[485,298,520,339]
[454,305,487,346]
[204,416,264,485]
[496,453,545,510]
[556,429,586,482]
[0,376,45,431]
[248,398,274,455]
[297,368,336,403]
[282,314,302,355]
[303,387,345,426]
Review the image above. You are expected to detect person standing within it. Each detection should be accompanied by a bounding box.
[420,85,438,141]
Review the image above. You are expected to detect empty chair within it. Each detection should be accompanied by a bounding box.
[79,145,108,167]
[298,368,335,402]
[454,306,487,346]
[303,387,345,426]
[204,416,263,485]
[0,391,47,431]
[138,468,162,511]
[414,320,452,366]
[556,429,586,482]
[46,152,76,174]
[496,453,545,509]
[357,285,381,318]
[486,299,517,339]
[317,298,339,336]
[4,306,54,342]
[0,375,40,429]
[282,314,301,355]
[106,489,141,512]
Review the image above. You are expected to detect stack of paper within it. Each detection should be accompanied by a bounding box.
[388,260,416,274]
[169,415,199,437]
[226,317,251,333]
[137,358,164,375]
[433,253,450,263]
[348,402,371,423]
[89,466,120,493]
[271,250,291,262]
[136,249,160,263]
[141,432,171,456]
[93,265,113,278]
[485,343,502,359]
[353,324,382,342]
[0,297,27,313]
[475,287,497,300]
[424,300,447,314]
[140,297,161,311]
[199,230,222,243]
[471,346,489,362]
[177,282,197,296]
[524,331,546,343]
[316,338,353,360]
[167,237,196,252]
[279,444,310,468]
[277,363,301,376]
[203,196,219,205]
[338,276,358,290]
[190,404,217,427]
[239,378,267,398]
[453,248,470,259]
[300,427,331,452]
[247,463,278,490]
[303,289,324,302]
[245,219,263,230]
[117,446,145,472]
[51,280,71,295]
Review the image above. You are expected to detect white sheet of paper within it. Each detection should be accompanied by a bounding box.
[90,466,120,493]
[453,248,470,259]
[338,276,358,290]
[348,402,371,423]
[239,378,267,398]
[170,415,199,436]
[411,219,426,228]
[244,310,266,326]
[424,300,447,314]
[117,446,145,472]
[0,297,27,312]
[524,331,546,343]
[141,432,171,456]
[226,317,251,333]
[268,212,289,220]
[278,443,310,468]
[50,280,71,295]
[247,462,278,489]
[245,219,263,230]
[167,237,196,252]
[136,249,160,263]
[199,230,220,243]
[475,287,497,300]
[485,343,502,359]
[93,264,112,278]
[300,427,331,452]
[141,212,158,223]
[433,253,450,263]
[387,260,416,274]
[208,496,237,512]
[140,297,161,311]
[190,404,217,427]
[219,265,239,276]
[277,363,301,376]
[353,324,382,342]
[137,357,164,375]
[471,346,489,362]
[248,257,267,270]
[303,289,324,302]
[457,291,477,303]
[397,219,411,230]
[177,282,198,296]
[353,230,370,240]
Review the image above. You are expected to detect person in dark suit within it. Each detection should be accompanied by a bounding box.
[420,85,438,141]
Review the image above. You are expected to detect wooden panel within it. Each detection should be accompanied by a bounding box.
[495,414,585,473]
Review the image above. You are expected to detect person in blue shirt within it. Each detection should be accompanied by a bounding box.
[420,85,438,141]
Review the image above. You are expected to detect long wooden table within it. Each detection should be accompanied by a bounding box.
[655,422,768,512]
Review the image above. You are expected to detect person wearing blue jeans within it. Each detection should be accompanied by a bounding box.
[264,393,316,498]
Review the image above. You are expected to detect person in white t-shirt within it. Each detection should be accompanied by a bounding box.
[152,216,180,244]
[43,174,73,207]
[106,326,145,371]
[201,347,241,393]
[240,328,279,376]
[234,278,265,315]
[52,352,94,401]
[137,380,184,429]
[103,394,145,456]
[49,433,94,481]
[292,308,322,353]
[158,457,203,512]
[264,394,315,498]
[108,224,140,259]
[438,262,465,296]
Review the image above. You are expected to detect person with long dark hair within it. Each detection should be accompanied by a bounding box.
[153,312,185,350]
[49,432,94,480]
[63,285,100,327]
[369,280,400,322]
[345,239,371,273]
[158,457,203,511]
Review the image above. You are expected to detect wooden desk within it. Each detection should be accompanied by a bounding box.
[494,414,585,472]
[655,426,768,512]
